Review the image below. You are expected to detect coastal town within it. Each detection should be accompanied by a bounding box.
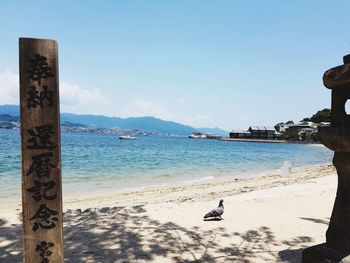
[190,109,331,142]
[227,120,329,142]
[0,107,330,142]
[189,121,328,143]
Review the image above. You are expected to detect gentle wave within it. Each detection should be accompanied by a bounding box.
[0,129,333,199]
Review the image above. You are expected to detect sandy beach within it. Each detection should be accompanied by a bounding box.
[0,164,337,262]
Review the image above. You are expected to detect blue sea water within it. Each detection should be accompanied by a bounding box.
[0,129,333,200]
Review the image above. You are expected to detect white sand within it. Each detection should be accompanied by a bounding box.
[0,164,337,262]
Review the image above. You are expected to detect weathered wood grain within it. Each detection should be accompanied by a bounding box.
[19,38,63,263]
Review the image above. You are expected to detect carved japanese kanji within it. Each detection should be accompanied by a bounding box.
[30,204,59,231]
[26,180,57,201]
[35,241,54,263]
[27,125,56,150]
[20,38,63,263]
[27,54,54,85]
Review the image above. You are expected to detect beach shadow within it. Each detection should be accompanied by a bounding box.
[0,218,7,226]
[203,217,223,221]
[0,219,23,263]
[0,207,314,262]
[299,217,329,225]
[278,236,314,262]
[278,248,305,263]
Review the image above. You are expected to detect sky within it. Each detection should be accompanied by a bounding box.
[0,1,350,130]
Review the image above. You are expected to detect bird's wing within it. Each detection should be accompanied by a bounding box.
[204,207,224,218]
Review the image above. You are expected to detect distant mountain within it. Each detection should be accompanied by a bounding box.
[61,113,124,128]
[0,105,228,136]
[61,113,196,135]
[0,105,19,116]
[0,114,19,121]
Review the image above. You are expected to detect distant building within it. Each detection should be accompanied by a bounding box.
[248,126,276,139]
[275,123,290,133]
[229,130,252,139]
[319,122,330,127]
[230,126,283,140]
[299,121,318,129]
[275,121,294,133]
[285,122,318,140]
[285,124,310,139]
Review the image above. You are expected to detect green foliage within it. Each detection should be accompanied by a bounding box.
[299,131,318,141]
[287,133,300,141]
[302,108,330,123]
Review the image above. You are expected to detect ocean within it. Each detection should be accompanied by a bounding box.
[0,129,333,200]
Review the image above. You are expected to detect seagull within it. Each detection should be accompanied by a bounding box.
[203,199,224,220]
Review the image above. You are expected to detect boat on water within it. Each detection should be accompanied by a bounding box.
[188,132,206,139]
[118,135,136,140]
[188,132,222,139]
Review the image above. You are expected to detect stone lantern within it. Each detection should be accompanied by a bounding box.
[303,55,350,262]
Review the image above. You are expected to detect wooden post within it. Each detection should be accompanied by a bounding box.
[19,38,63,263]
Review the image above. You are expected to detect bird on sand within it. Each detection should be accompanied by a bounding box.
[203,199,224,220]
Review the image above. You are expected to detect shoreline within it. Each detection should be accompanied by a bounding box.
[0,161,331,203]
[220,137,287,143]
[64,163,335,207]
[0,163,335,221]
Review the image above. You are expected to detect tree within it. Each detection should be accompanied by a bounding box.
[302,108,331,123]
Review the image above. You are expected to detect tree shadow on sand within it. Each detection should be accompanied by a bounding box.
[299,217,330,226]
[1,206,314,262]
[203,218,223,222]
[278,217,330,263]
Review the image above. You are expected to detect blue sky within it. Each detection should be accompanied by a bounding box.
[0,1,349,130]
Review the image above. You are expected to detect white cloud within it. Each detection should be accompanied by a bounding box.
[0,70,19,105]
[0,70,106,114]
[60,82,106,110]
[122,99,216,128]
[124,99,173,119]
[0,70,215,127]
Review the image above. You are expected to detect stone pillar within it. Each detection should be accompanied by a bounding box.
[302,55,350,262]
